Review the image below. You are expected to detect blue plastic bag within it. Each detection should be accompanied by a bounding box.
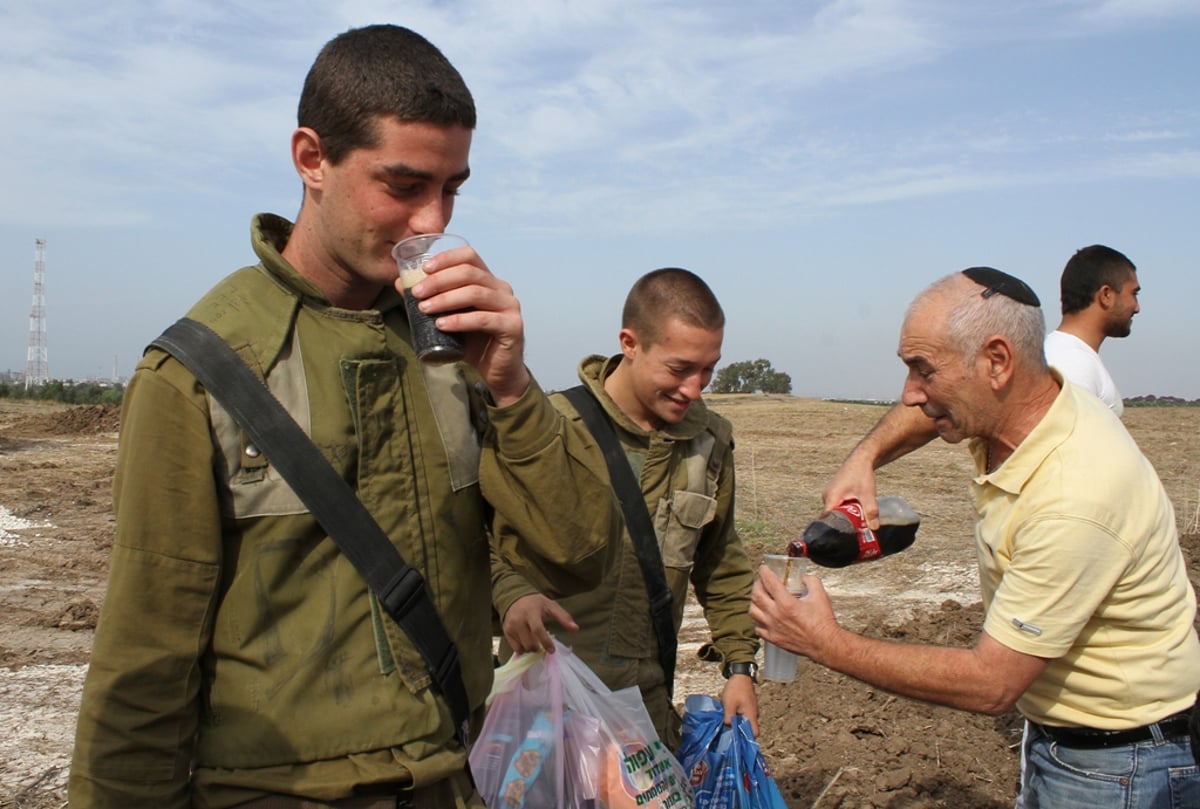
[678,695,788,809]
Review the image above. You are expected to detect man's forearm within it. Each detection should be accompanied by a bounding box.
[812,627,1041,716]
[853,404,938,469]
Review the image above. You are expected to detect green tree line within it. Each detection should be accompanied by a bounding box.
[0,380,124,405]
[710,359,792,394]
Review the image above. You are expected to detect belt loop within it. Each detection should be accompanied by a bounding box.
[1149,720,1166,745]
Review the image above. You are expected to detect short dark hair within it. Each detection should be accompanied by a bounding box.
[297,24,476,165]
[622,268,725,346]
[1060,245,1136,315]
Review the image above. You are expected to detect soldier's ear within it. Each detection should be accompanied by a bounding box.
[618,327,641,360]
[291,127,326,189]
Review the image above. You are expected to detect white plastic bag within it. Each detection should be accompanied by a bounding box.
[470,641,693,808]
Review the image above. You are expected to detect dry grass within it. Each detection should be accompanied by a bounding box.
[2,397,1198,809]
[1185,485,1200,535]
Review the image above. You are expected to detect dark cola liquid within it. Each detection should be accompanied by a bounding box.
[788,497,919,568]
[788,522,918,568]
[404,291,465,364]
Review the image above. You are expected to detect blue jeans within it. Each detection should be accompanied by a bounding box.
[1016,720,1200,808]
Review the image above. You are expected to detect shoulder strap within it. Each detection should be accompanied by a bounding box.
[151,317,471,743]
[561,385,677,696]
[705,417,732,490]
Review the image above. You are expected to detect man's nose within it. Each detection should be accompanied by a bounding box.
[901,378,925,407]
[679,374,705,400]
[409,197,449,235]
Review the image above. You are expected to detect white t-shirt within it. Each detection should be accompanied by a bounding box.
[1044,330,1124,417]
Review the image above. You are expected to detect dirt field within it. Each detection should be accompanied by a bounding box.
[2,396,1198,808]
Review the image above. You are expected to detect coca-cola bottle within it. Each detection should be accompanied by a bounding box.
[787,496,920,568]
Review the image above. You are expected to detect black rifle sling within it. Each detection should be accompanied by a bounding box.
[561,385,677,696]
[151,317,470,742]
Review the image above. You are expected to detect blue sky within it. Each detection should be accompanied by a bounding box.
[2,1,1198,399]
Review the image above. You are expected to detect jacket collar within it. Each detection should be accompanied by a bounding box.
[243,213,406,372]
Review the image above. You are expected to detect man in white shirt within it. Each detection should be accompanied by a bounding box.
[1044,245,1140,417]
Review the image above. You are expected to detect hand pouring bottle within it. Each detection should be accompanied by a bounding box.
[788,497,919,568]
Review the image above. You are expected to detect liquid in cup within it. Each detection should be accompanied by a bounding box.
[761,554,808,683]
[392,233,468,364]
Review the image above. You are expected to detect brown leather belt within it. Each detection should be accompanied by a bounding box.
[1036,706,1193,749]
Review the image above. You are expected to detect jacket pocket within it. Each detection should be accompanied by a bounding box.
[656,490,717,570]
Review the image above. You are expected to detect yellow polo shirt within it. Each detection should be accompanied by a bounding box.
[969,374,1200,729]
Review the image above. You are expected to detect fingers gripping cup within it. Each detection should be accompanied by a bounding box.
[392,233,469,364]
[761,554,809,683]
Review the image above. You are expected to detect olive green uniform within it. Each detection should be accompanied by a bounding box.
[69,215,618,808]
[490,354,758,747]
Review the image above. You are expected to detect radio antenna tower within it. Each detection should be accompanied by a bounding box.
[25,238,49,389]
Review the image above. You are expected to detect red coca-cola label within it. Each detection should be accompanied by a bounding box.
[836,500,881,562]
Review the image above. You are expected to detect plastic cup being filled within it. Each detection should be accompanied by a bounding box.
[761,553,809,683]
[391,233,469,364]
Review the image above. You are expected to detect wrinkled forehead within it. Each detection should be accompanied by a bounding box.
[901,288,950,334]
[898,295,953,359]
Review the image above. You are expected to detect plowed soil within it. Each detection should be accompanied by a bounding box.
[2,397,1197,809]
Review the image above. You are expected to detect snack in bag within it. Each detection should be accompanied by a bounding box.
[470,641,693,809]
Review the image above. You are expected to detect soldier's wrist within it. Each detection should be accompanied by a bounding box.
[722,661,758,681]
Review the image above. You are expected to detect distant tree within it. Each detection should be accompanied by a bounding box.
[711,359,792,394]
[38,380,66,401]
[0,380,124,404]
[759,369,792,394]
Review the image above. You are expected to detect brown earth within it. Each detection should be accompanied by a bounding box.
[1,397,1198,809]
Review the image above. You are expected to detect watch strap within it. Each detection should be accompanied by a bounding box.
[724,661,758,680]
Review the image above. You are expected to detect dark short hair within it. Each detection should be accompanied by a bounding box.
[1060,245,1136,315]
[622,268,725,346]
[297,24,476,165]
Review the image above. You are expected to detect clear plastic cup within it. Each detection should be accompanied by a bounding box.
[392,233,469,364]
[761,554,809,683]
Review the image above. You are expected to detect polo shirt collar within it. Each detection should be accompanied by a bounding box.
[970,369,1073,495]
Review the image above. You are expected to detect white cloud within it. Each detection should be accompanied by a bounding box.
[461,0,942,166]
[1102,149,1200,179]
[2,1,1199,399]
[11,0,1193,231]
[1072,0,1200,26]
[0,4,312,227]
[1102,129,1188,143]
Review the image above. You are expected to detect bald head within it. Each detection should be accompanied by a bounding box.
[906,270,1047,369]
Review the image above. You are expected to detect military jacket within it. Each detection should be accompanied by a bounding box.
[70,215,617,808]
[491,354,758,697]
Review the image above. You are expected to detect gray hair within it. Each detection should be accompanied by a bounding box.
[910,273,1047,370]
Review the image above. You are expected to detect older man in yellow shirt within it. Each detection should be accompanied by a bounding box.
[752,267,1200,808]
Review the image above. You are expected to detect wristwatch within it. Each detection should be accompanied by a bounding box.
[722,661,758,680]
